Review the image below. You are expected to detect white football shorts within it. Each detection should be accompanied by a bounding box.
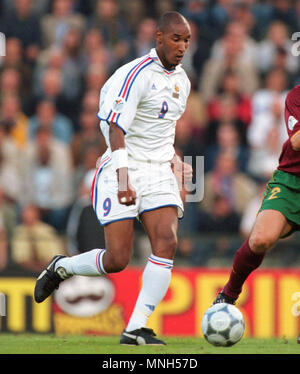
[91,155,184,226]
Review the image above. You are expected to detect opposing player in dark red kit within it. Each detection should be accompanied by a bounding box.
[213,85,300,342]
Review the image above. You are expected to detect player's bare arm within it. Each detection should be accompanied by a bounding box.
[290,130,300,151]
[109,122,136,206]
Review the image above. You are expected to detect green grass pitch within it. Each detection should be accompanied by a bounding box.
[0,334,299,354]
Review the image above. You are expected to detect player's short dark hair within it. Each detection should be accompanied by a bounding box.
[157,11,188,33]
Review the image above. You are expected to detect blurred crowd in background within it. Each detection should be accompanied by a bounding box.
[0,0,300,274]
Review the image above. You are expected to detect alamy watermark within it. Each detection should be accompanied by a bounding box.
[0,293,6,317]
[289,32,300,56]
[0,32,5,56]
[291,292,300,317]
[104,155,205,203]
[176,155,204,203]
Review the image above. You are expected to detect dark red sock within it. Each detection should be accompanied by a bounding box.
[223,239,265,299]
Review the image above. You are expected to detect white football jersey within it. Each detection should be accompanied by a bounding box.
[97,48,191,163]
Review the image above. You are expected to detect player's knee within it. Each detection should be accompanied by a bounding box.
[249,232,275,253]
[104,252,130,273]
[109,257,129,273]
[154,232,178,258]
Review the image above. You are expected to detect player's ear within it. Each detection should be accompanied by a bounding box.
[155,30,163,45]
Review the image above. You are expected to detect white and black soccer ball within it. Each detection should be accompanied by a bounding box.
[201,303,245,347]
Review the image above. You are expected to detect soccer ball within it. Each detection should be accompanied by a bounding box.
[201,303,245,347]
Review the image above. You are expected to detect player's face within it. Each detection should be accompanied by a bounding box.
[156,22,191,69]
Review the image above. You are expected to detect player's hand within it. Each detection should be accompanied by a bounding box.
[171,154,193,184]
[182,161,193,183]
[117,167,136,206]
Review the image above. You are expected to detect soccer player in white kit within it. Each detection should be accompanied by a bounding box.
[34,11,192,345]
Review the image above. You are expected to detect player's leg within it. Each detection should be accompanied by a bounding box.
[34,219,134,303]
[34,154,140,303]
[122,206,177,344]
[215,209,293,304]
[55,219,134,274]
[102,219,135,272]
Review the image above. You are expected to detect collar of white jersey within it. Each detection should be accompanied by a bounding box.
[149,48,182,75]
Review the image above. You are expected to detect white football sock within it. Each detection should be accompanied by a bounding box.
[55,248,107,276]
[126,254,173,332]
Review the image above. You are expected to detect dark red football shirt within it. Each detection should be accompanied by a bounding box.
[277,85,300,176]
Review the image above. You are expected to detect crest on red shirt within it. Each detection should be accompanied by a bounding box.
[288,115,298,131]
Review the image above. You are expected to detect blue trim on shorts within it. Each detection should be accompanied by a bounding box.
[99,216,136,226]
[139,204,184,220]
